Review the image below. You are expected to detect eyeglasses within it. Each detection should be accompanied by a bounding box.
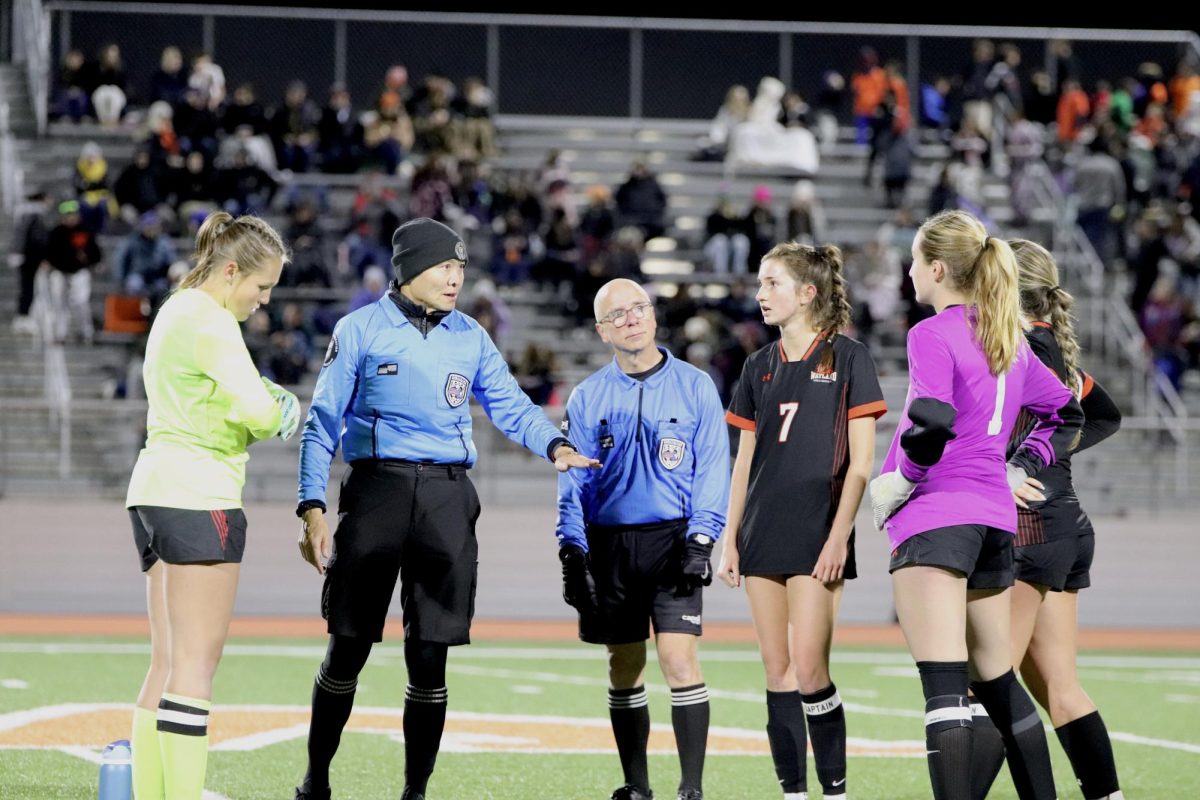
[597,302,653,328]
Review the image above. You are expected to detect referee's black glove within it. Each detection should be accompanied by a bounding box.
[680,536,714,588]
[559,544,596,614]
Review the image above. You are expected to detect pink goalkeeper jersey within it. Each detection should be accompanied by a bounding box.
[880,306,1080,549]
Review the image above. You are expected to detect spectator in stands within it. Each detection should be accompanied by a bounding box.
[607,226,645,282]
[188,52,226,111]
[852,47,888,145]
[268,302,314,385]
[216,147,278,216]
[1164,203,1200,277]
[409,154,455,221]
[115,147,167,223]
[175,87,221,161]
[743,185,777,268]
[54,49,92,122]
[12,191,52,335]
[168,150,219,222]
[787,179,826,245]
[1057,79,1091,144]
[1129,208,1170,314]
[883,123,914,209]
[150,46,189,107]
[986,43,1024,117]
[1075,136,1127,265]
[573,255,612,324]
[346,173,401,275]
[115,211,175,296]
[360,111,404,175]
[46,200,101,344]
[1134,62,1169,118]
[1140,269,1191,391]
[579,184,616,263]
[515,343,558,405]
[814,71,846,152]
[269,81,322,173]
[1025,69,1058,126]
[920,75,953,136]
[412,77,457,154]
[453,159,495,228]
[615,160,668,240]
[376,65,412,119]
[282,199,331,288]
[1005,107,1044,226]
[243,308,273,375]
[91,44,128,127]
[349,265,388,313]
[1052,39,1080,84]
[533,209,580,292]
[1170,61,1200,120]
[142,101,181,168]
[459,77,498,159]
[865,89,904,192]
[221,83,267,136]
[951,119,988,203]
[696,85,751,161]
[319,84,365,174]
[962,38,997,142]
[74,141,116,232]
[492,207,538,285]
[928,163,958,216]
[884,61,912,129]
[779,90,811,130]
[704,195,751,275]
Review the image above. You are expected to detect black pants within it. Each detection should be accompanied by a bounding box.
[321,460,482,644]
[18,259,38,316]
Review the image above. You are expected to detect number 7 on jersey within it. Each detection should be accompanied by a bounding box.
[778,402,799,443]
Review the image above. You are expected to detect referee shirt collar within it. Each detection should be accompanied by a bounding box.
[377,295,470,332]
[607,346,674,389]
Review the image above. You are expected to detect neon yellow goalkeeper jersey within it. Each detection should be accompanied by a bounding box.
[126,288,282,510]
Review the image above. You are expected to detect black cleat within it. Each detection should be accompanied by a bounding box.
[399,787,425,800]
[610,786,654,800]
[676,791,703,800]
[294,787,331,800]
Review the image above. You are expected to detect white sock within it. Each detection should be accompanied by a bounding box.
[783,793,808,800]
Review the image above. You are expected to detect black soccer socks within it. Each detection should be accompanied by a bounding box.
[968,697,1006,800]
[766,690,808,794]
[670,683,710,793]
[918,661,974,800]
[971,669,1056,800]
[802,683,847,797]
[609,686,652,793]
[1057,711,1121,799]
[301,635,372,794]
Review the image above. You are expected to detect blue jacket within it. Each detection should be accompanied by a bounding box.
[556,348,730,550]
[299,297,562,503]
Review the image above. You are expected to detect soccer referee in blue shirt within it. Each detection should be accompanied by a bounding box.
[293,217,598,800]
[557,279,731,800]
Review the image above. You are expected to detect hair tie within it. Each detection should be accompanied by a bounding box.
[1049,284,1061,294]
[982,235,991,250]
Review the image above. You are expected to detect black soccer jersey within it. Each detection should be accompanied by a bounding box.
[726,331,886,576]
[1006,323,1121,545]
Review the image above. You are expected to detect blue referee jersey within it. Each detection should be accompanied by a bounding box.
[556,348,730,550]
[299,296,562,503]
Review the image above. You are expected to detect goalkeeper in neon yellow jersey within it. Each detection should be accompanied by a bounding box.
[124,211,297,800]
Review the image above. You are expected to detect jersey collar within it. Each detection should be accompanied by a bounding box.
[608,346,674,389]
[377,295,470,332]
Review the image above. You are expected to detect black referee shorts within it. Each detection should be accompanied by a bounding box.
[321,460,481,645]
[129,506,248,572]
[889,524,1014,590]
[580,518,702,646]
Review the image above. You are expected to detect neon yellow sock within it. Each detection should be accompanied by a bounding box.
[157,693,211,800]
[132,705,164,800]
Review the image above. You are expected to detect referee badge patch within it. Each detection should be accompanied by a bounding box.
[454,240,467,261]
[323,334,339,367]
[445,372,470,407]
[658,437,686,470]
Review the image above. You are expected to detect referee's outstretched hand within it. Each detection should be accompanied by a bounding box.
[553,445,601,473]
[299,508,332,575]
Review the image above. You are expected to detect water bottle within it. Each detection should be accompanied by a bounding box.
[98,739,132,800]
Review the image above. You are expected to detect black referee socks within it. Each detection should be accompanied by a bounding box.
[302,635,373,794]
[1057,711,1121,799]
[404,640,450,796]
[609,686,652,793]
[971,669,1056,800]
[670,683,710,793]
[802,683,847,797]
[765,690,808,794]
[917,661,973,800]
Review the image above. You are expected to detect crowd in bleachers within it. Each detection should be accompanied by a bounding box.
[11,37,1200,399]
